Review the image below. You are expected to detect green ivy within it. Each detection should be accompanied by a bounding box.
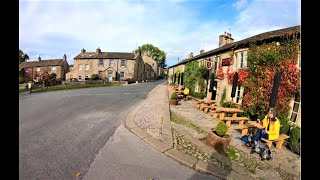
[184,61,208,95]
[288,125,300,155]
[220,86,227,105]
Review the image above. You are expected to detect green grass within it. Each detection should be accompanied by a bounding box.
[170,112,207,135]
[19,89,28,93]
[28,83,121,93]
[226,146,238,160]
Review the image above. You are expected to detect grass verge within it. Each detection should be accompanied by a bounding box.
[170,111,207,136]
[26,83,121,93]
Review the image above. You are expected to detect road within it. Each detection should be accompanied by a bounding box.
[19,80,216,180]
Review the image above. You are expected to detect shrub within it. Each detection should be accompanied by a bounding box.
[190,91,206,99]
[288,125,300,155]
[19,76,28,84]
[91,74,99,80]
[215,121,229,137]
[171,92,178,100]
[49,73,57,79]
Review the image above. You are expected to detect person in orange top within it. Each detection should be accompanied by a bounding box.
[252,108,281,142]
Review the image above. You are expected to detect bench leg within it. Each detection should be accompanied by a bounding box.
[196,104,200,109]
[225,120,231,127]
[212,113,218,118]
[276,140,284,149]
[204,108,209,113]
[266,141,272,148]
[239,120,244,126]
[241,128,248,136]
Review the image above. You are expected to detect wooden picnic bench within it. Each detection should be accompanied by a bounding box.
[220,117,249,126]
[261,134,289,149]
[236,124,256,136]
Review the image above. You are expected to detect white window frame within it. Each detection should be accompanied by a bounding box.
[52,66,56,71]
[85,64,89,71]
[78,75,82,80]
[36,67,40,72]
[290,93,301,124]
[234,53,238,69]
[233,85,244,104]
[99,59,104,67]
[240,52,244,68]
[120,72,125,79]
[121,59,126,67]
[109,59,114,67]
[78,65,82,71]
[85,74,89,79]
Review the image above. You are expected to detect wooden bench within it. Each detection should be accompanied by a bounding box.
[261,134,289,149]
[220,117,249,127]
[236,124,256,136]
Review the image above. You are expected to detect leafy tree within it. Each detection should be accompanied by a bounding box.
[19,49,29,64]
[133,44,167,68]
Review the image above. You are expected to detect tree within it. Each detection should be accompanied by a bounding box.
[133,44,167,68]
[19,49,29,64]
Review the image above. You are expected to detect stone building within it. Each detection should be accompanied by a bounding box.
[168,25,300,126]
[19,54,69,81]
[66,47,151,82]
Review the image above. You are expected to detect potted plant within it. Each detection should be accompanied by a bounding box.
[169,92,179,105]
[207,121,232,152]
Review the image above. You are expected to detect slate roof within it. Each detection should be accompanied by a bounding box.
[19,59,64,71]
[169,25,300,68]
[74,52,136,60]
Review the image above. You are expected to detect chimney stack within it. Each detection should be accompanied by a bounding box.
[81,48,86,53]
[200,49,205,54]
[96,47,101,53]
[63,54,67,61]
[219,31,234,47]
[38,56,41,62]
[189,52,193,58]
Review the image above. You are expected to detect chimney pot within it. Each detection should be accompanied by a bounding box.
[38,56,41,61]
[63,54,67,61]
[81,48,86,53]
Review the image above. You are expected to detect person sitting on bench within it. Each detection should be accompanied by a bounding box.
[252,108,281,143]
[183,87,189,101]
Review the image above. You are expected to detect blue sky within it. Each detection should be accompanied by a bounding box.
[19,0,301,67]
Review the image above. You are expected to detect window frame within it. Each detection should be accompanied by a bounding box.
[98,59,104,67]
[120,59,126,67]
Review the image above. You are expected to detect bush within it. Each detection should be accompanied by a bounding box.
[19,76,28,84]
[171,92,178,100]
[91,74,99,80]
[190,91,206,99]
[288,125,300,155]
[215,121,229,137]
[49,73,57,79]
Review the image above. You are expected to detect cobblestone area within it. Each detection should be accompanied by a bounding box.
[135,85,166,140]
[170,99,300,180]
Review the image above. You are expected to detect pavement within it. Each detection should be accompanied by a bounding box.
[125,83,301,180]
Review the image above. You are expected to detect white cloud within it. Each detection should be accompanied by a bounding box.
[232,0,248,10]
[19,0,300,67]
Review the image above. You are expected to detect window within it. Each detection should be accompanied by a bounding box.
[85,64,89,71]
[78,75,82,80]
[85,74,89,79]
[98,71,103,77]
[99,59,104,66]
[121,59,126,67]
[290,93,300,123]
[240,52,244,68]
[152,63,155,67]
[36,67,40,72]
[120,72,125,79]
[109,59,114,67]
[52,66,56,71]
[78,65,82,71]
[234,53,238,69]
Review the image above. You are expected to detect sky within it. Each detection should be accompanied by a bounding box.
[19,0,301,67]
